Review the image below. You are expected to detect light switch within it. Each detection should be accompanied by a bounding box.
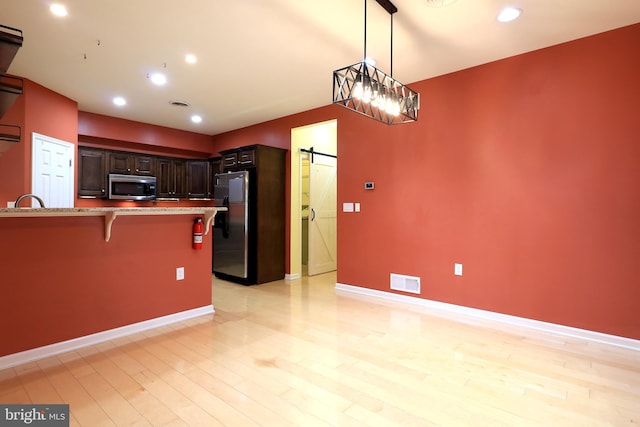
[454,263,463,276]
[343,202,354,212]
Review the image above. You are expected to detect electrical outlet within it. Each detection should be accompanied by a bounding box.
[7,201,15,208]
[176,267,185,281]
[454,263,463,276]
[355,203,361,212]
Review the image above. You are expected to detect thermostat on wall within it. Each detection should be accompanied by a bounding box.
[364,181,375,190]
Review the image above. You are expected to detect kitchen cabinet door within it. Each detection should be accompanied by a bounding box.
[108,152,132,174]
[109,152,155,176]
[173,159,186,198]
[186,160,211,199]
[78,148,106,197]
[133,155,155,175]
[222,148,255,171]
[157,158,186,198]
[210,157,222,175]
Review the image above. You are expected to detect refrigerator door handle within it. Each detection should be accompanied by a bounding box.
[223,195,230,237]
[214,195,230,238]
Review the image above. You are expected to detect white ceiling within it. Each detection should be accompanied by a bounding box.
[2,0,640,136]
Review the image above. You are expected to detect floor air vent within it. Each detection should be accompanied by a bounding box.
[390,273,421,294]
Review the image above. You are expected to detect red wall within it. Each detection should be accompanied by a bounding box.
[338,24,640,340]
[214,24,640,340]
[0,215,212,356]
[78,111,214,157]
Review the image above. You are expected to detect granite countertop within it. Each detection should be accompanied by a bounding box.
[0,207,225,215]
[0,207,227,241]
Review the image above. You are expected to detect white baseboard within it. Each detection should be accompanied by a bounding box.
[335,283,640,352]
[0,305,215,371]
[285,273,301,280]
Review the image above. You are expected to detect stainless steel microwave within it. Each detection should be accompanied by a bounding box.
[108,174,157,200]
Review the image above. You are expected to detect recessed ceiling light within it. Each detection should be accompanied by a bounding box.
[185,54,197,64]
[50,3,68,17]
[497,7,522,23]
[113,96,126,106]
[191,115,202,124]
[149,72,167,86]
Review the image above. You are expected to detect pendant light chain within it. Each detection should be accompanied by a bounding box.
[363,0,368,61]
[390,12,393,77]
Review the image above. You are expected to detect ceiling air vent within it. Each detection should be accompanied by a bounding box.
[169,100,190,107]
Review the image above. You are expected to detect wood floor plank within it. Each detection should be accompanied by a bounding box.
[72,371,150,426]
[19,371,64,404]
[131,369,224,427]
[43,362,116,426]
[125,342,257,427]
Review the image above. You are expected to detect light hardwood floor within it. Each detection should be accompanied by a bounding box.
[1,272,639,426]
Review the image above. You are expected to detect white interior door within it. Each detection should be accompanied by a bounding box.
[308,153,337,275]
[31,132,74,208]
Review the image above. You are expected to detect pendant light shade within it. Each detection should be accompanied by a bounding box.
[333,61,419,124]
[332,0,419,125]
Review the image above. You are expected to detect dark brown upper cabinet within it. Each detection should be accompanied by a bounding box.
[77,147,107,197]
[222,147,256,171]
[186,160,211,199]
[108,152,155,176]
[156,158,186,199]
[210,157,222,176]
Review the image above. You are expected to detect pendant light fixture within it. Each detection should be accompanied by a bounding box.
[332,0,419,124]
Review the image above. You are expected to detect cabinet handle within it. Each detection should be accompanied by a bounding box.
[311,208,316,221]
[127,168,131,172]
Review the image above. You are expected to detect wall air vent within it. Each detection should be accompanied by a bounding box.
[390,273,421,294]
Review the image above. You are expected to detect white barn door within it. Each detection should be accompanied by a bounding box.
[31,132,74,208]
[307,154,337,275]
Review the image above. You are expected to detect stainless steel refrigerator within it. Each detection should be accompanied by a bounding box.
[213,171,249,281]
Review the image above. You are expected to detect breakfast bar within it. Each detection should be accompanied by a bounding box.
[0,207,226,364]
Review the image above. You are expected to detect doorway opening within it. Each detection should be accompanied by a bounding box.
[289,120,337,279]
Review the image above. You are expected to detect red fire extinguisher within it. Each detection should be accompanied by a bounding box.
[192,217,203,250]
